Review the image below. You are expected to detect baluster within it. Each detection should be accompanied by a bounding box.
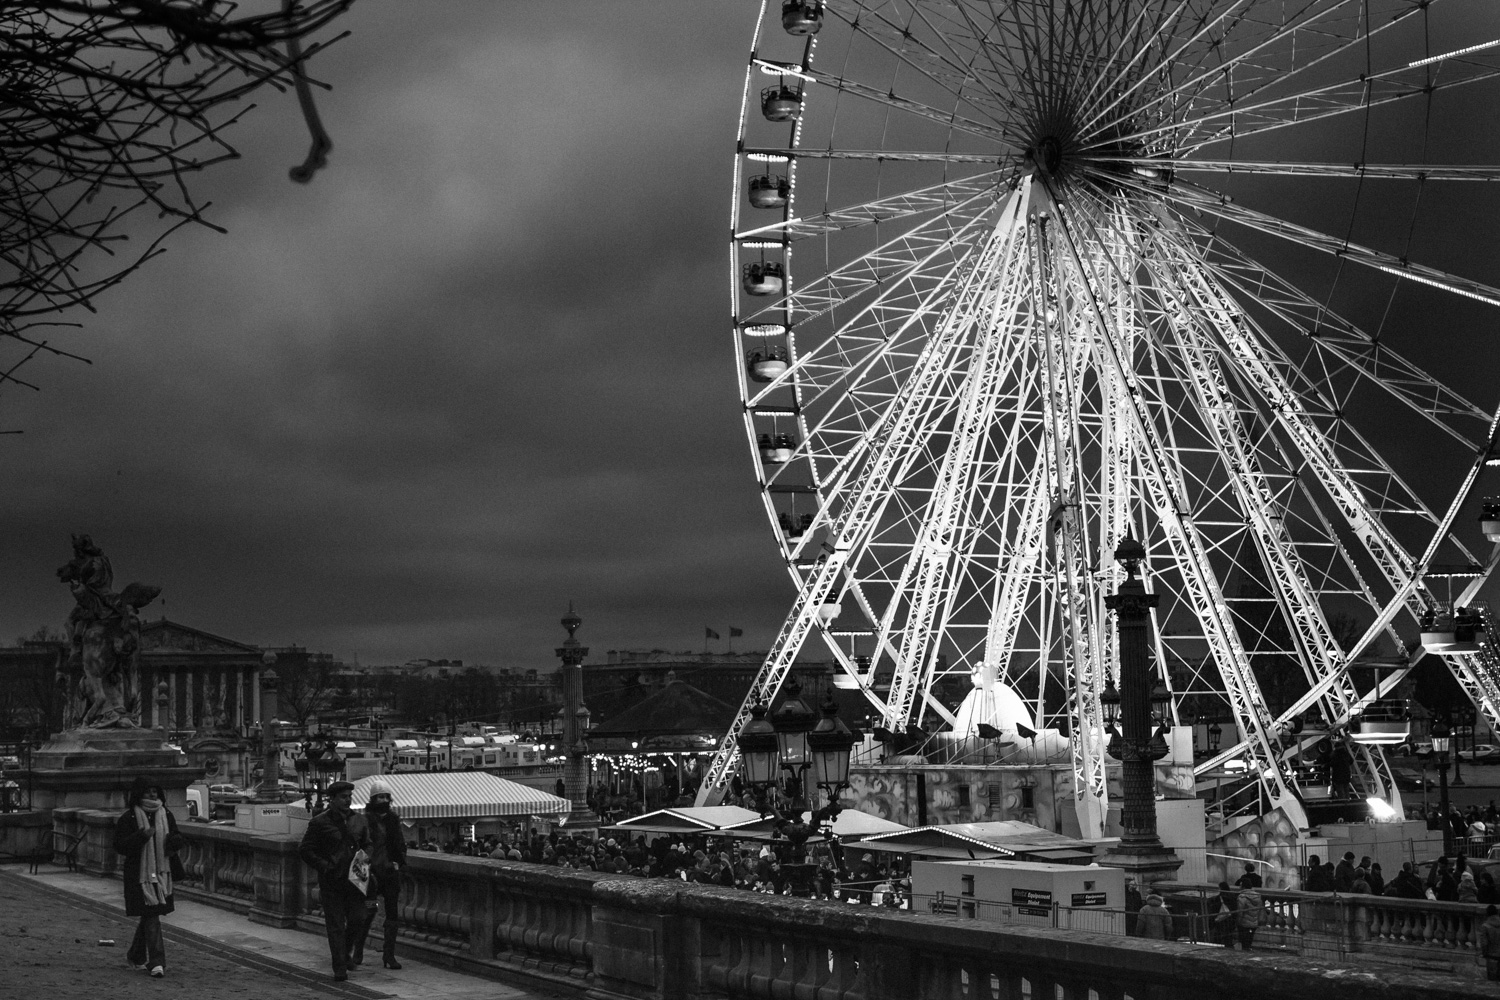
[769,936,798,1000]
[748,933,781,997]
[725,929,753,997]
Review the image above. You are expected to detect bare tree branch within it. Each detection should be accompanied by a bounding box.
[0,0,355,407]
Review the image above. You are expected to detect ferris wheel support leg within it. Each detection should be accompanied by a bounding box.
[1047,188,1307,833]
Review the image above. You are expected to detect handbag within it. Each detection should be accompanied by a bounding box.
[169,852,186,881]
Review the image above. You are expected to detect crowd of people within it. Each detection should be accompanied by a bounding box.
[404,826,911,900]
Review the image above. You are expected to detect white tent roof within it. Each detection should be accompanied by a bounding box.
[721,809,908,840]
[350,772,570,820]
[607,805,761,833]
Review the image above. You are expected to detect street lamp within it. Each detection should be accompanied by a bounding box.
[736,682,858,896]
[1432,717,1453,853]
[771,675,818,799]
[294,735,343,811]
[1098,537,1182,885]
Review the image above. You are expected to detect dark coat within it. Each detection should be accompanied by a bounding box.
[298,806,371,887]
[113,808,186,917]
[361,804,407,873]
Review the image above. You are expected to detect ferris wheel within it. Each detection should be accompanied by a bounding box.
[705,0,1500,837]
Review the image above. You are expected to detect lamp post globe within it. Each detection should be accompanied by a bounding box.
[771,675,817,769]
[807,695,857,792]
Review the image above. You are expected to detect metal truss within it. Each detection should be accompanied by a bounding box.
[708,2,1500,834]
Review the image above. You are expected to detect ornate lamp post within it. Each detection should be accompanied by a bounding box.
[1097,538,1182,885]
[1432,717,1453,853]
[293,734,343,812]
[555,605,599,831]
[737,678,858,897]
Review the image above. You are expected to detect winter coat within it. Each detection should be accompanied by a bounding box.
[1136,903,1172,940]
[113,808,186,917]
[1236,890,1263,928]
[361,804,407,874]
[1480,915,1500,959]
[298,806,371,887]
[1386,871,1425,899]
[1305,865,1336,892]
[1334,859,1356,892]
[1435,871,1460,903]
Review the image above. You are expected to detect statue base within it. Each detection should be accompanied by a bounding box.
[20,728,200,813]
[562,806,600,834]
[1096,841,1184,886]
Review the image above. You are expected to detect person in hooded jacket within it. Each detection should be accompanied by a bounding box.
[1136,893,1172,940]
[113,778,186,978]
[353,778,407,970]
[1235,887,1263,949]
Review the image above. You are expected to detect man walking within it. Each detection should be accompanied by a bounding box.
[299,781,371,981]
[356,778,407,970]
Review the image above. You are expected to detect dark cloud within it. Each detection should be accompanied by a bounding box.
[0,4,787,667]
[3,3,1499,676]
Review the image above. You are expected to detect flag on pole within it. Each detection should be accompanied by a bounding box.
[729,627,743,637]
[705,627,721,640]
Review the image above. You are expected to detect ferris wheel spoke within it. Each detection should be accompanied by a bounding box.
[1081,0,1410,146]
[1140,212,1471,629]
[823,0,1022,132]
[760,57,1019,149]
[1088,157,1500,183]
[742,146,1004,163]
[1136,173,1500,308]
[1135,240,1362,719]
[735,166,1003,245]
[1051,192,1303,815]
[1184,228,1492,446]
[1112,52,1500,155]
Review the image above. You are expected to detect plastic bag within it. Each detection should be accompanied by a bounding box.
[348,849,370,896]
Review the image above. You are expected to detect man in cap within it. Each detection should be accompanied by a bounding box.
[354,777,407,970]
[299,780,372,981]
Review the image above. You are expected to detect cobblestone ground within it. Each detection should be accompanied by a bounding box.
[0,875,381,1000]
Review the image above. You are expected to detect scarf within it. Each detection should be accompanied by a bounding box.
[134,804,172,906]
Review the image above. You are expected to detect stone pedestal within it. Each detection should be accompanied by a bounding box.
[1096,844,1184,886]
[20,728,201,813]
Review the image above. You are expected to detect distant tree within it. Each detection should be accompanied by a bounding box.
[274,654,336,729]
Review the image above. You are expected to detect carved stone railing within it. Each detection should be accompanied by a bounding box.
[1354,894,1487,953]
[41,828,1488,1000]
[1158,880,1497,972]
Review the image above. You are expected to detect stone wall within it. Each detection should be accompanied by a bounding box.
[131,822,1486,1000]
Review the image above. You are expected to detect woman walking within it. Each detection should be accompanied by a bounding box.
[113,778,185,978]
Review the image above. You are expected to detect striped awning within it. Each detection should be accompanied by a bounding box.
[350,772,570,821]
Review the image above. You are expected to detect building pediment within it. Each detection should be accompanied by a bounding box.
[139,619,260,655]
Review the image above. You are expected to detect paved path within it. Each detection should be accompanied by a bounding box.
[0,865,561,1000]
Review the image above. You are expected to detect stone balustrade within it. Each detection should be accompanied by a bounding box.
[1159,881,1498,971]
[155,825,1481,1000]
[10,812,1493,997]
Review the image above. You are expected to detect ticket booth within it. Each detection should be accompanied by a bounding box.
[911,859,1126,934]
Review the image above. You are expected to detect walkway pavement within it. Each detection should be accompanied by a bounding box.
[0,864,563,1000]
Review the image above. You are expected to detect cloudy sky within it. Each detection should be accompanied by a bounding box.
[2,2,1498,675]
[1,3,781,668]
